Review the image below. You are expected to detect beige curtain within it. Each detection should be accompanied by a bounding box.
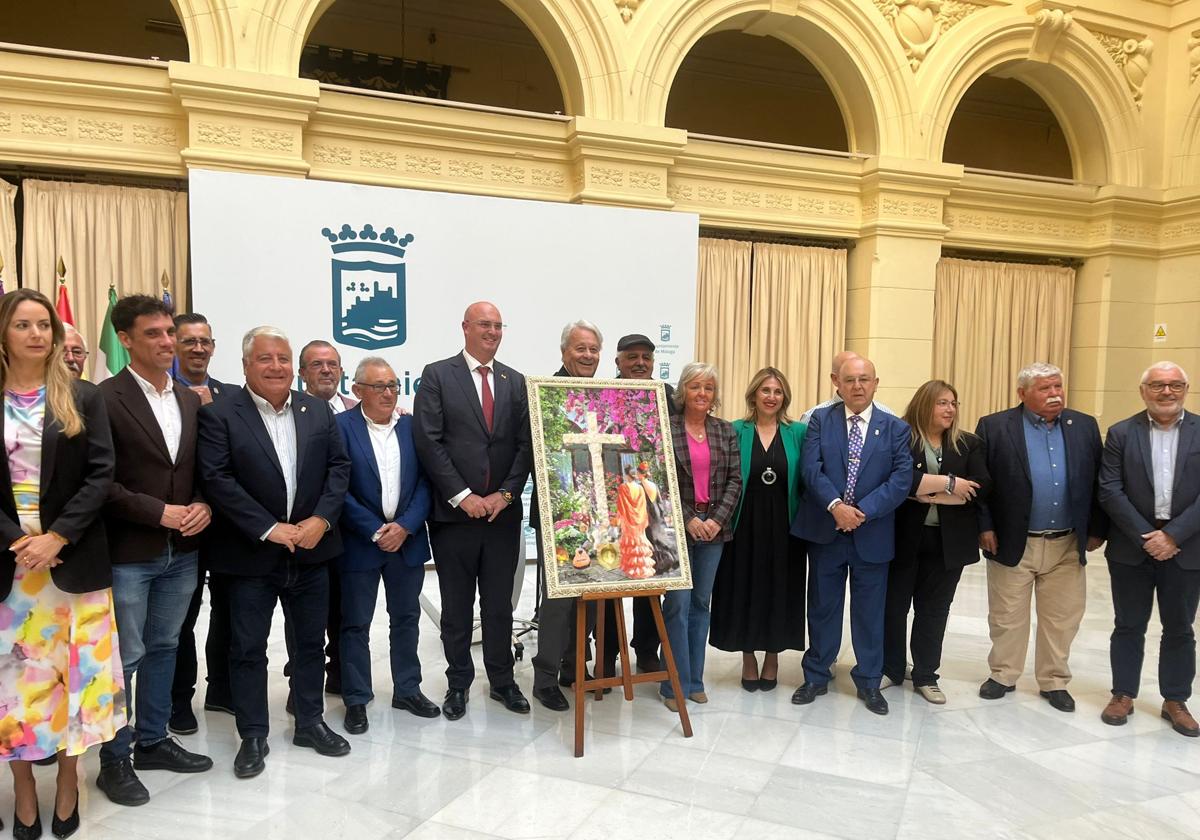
[20,180,188,359]
[695,238,752,420]
[0,178,16,291]
[750,242,846,417]
[932,257,1075,431]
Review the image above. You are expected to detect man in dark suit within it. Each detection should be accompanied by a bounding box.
[975,362,1107,712]
[336,357,438,734]
[1098,362,1199,737]
[790,356,912,715]
[413,301,532,720]
[197,326,351,779]
[169,312,235,735]
[96,296,214,807]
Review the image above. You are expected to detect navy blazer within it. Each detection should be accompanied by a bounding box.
[975,406,1108,567]
[335,407,432,571]
[1099,411,1200,570]
[197,386,350,576]
[790,403,913,562]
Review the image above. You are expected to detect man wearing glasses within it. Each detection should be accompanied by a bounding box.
[62,324,89,379]
[299,340,356,413]
[413,301,532,720]
[171,313,229,405]
[1098,363,1199,737]
[334,358,437,733]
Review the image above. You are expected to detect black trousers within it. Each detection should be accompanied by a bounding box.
[531,534,578,690]
[430,518,520,691]
[228,560,329,737]
[598,596,660,676]
[171,562,234,710]
[283,562,342,689]
[1108,556,1200,701]
[883,526,964,686]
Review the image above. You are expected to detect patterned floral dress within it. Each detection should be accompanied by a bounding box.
[0,386,125,760]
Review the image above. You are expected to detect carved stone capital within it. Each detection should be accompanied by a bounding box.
[1026,3,1074,64]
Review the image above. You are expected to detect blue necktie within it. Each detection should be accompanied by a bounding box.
[845,415,864,505]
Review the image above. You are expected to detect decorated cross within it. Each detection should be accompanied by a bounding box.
[562,409,627,518]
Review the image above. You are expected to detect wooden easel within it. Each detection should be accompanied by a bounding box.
[572,588,692,757]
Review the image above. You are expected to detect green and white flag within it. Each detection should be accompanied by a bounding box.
[92,286,129,383]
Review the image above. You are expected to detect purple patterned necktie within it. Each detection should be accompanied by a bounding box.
[844,415,864,505]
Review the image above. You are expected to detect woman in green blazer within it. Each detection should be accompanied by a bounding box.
[709,367,808,691]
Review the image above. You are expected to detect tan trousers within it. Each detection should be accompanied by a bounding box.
[986,534,1086,690]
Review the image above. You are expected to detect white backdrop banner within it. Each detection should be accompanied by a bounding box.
[189,169,698,402]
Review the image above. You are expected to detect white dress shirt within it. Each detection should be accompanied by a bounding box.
[328,395,347,414]
[364,409,402,520]
[449,349,494,508]
[127,366,182,463]
[248,387,298,537]
[1149,410,1184,520]
[801,393,894,424]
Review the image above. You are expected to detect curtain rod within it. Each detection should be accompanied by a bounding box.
[940,247,1083,269]
[699,226,852,251]
[0,167,187,191]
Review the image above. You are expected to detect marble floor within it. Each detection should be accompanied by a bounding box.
[30,555,1200,840]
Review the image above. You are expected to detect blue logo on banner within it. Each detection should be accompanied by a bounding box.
[660,324,672,343]
[659,361,670,381]
[322,224,415,350]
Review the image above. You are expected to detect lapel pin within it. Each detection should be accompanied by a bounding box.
[300,406,307,413]
[874,429,880,436]
[500,372,508,380]
[1066,419,1072,425]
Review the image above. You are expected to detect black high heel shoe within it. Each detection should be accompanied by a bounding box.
[758,677,778,691]
[13,805,42,840]
[741,677,760,692]
[51,792,79,839]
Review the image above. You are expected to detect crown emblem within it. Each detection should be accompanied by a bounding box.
[321,224,415,256]
[324,224,414,350]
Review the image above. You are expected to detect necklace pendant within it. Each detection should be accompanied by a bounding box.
[761,466,777,485]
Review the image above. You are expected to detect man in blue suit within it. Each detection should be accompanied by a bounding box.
[335,357,439,734]
[791,356,913,715]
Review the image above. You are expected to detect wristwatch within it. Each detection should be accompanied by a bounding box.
[499,489,514,505]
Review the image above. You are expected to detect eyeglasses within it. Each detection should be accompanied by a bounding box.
[469,320,506,331]
[304,360,341,370]
[178,337,214,350]
[934,399,959,409]
[64,348,89,359]
[356,381,399,394]
[1144,381,1188,393]
[841,377,875,386]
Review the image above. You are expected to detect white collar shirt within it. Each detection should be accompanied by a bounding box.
[843,402,875,438]
[461,349,495,406]
[247,387,298,521]
[363,408,401,520]
[128,366,182,463]
[328,395,346,414]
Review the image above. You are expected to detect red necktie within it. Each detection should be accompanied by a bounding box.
[478,365,495,433]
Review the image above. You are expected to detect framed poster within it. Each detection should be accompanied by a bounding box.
[528,377,692,599]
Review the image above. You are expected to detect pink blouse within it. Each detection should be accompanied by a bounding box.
[686,433,711,504]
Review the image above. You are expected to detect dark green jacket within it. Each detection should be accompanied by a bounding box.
[731,418,807,532]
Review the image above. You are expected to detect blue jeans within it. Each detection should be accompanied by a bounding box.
[661,537,724,698]
[101,545,199,765]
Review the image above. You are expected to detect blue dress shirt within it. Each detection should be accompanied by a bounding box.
[1023,409,1070,531]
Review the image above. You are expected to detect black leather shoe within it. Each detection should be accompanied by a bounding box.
[858,687,889,716]
[636,653,661,673]
[533,686,570,711]
[392,692,441,718]
[51,793,78,839]
[443,689,468,721]
[233,738,269,779]
[12,806,39,840]
[1040,689,1076,712]
[791,682,828,705]
[979,678,1016,700]
[490,684,531,714]
[133,737,213,773]
[203,700,235,716]
[167,706,199,735]
[344,704,369,734]
[96,758,150,806]
[558,670,611,694]
[293,722,351,757]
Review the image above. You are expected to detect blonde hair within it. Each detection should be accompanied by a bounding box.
[674,362,721,412]
[0,289,84,437]
[903,380,967,455]
[744,366,793,424]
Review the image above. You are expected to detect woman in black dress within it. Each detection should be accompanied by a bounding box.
[709,368,807,691]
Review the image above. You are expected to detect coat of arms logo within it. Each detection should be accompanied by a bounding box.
[322,223,415,350]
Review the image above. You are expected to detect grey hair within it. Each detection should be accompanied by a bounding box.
[674,361,721,411]
[559,320,603,352]
[63,323,89,353]
[1141,361,1190,385]
[1016,362,1062,389]
[241,325,290,359]
[354,355,393,382]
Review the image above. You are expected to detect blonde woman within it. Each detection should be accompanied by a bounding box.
[0,289,121,838]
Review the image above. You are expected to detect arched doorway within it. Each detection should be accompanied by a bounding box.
[303,0,565,114]
[0,0,189,61]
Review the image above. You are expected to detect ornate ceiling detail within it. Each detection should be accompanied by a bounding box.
[872,0,990,70]
[614,0,640,23]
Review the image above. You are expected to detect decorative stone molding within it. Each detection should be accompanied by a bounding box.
[21,113,69,137]
[1086,28,1153,109]
[1027,5,1073,64]
[566,116,684,208]
[78,118,124,142]
[1189,31,1200,84]
[872,0,991,70]
[132,123,178,147]
[615,0,640,23]
[860,158,961,238]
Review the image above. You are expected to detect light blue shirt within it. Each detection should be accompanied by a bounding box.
[1149,410,1184,520]
[1023,409,1069,531]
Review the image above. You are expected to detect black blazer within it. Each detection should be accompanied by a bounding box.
[412,352,531,525]
[894,433,991,569]
[101,368,203,562]
[0,380,115,598]
[1099,411,1200,570]
[975,406,1108,567]
[197,386,350,576]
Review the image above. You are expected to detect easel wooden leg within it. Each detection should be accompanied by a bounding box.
[650,595,692,738]
[573,598,587,758]
[593,598,606,701]
[613,598,635,701]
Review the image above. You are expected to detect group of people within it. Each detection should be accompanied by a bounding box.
[0,290,1194,840]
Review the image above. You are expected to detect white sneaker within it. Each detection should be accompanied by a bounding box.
[915,684,947,705]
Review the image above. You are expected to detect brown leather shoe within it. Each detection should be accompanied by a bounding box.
[1161,701,1200,737]
[1101,693,1134,726]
